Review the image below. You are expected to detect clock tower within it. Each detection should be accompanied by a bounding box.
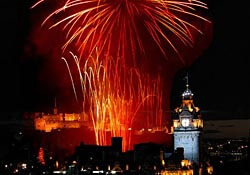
[173,77,203,164]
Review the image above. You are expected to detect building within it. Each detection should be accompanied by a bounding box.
[74,137,123,171]
[172,78,203,164]
[33,99,89,132]
[74,138,166,172]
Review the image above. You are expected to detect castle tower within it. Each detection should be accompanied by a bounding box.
[173,76,203,164]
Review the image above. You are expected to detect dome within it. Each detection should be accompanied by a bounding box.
[181,74,194,99]
[182,87,194,99]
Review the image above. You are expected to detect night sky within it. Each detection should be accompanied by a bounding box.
[0,0,249,120]
[170,0,250,119]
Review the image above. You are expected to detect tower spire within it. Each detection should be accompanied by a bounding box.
[182,73,193,99]
[185,72,189,88]
[54,97,58,115]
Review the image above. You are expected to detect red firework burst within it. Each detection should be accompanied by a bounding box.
[32,0,210,63]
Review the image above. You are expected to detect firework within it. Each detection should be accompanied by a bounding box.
[31,0,210,151]
[62,51,164,151]
[32,0,209,62]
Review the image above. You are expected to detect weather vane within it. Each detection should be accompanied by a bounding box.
[185,72,189,88]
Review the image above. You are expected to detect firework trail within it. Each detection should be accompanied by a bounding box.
[31,0,210,151]
[62,51,164,151]
[32,0,209,63]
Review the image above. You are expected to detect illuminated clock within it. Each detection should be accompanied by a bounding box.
[181,118,190,127]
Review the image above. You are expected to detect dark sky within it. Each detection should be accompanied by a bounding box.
[170,0,250,119]
[0,0,249,120]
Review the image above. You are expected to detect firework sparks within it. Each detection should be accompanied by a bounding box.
[62,51,164,151]
[30,0,211,151]
[32,0,210,62]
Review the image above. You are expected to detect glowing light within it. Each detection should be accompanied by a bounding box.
[162,169,193,175]
[193,120,197,128]
[38,147,45,165]
[32,0,210,61]
[181,118,190,127]
[181,159,190,167]
[162,159,165,166]
[207,166,213,174]
[126,164,129,171]
[21,163,27,170]
[181,161,185,167]
[53,171,67,174]
[56,161,59,168]
[173,120,179,128]
[153,165,157,170]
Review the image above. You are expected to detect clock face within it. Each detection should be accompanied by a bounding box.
[181,118,190,127]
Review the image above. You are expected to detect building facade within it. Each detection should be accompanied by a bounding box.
[173,80,203,164]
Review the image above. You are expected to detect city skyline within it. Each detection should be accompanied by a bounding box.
[0,2,249,174]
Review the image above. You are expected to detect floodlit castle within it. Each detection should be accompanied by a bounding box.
[33,99,89,132]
